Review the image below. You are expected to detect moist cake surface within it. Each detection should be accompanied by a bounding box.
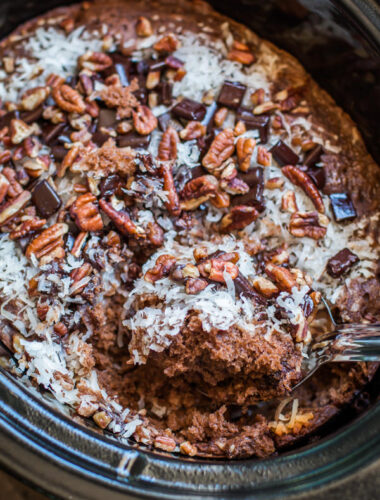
[0,0,379,459]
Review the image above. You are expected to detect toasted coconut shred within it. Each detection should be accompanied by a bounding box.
[0,0,379,459]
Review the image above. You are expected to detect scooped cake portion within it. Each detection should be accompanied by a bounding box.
[0,0,379,458]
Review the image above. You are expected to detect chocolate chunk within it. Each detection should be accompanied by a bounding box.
[270,140,300,166]
[42,122,66,146]
[165,55,184,69]
[306,166,325,190]
[326,248,359,278]
[51,145,67,161]
[0,110,19,129]
[98,108,118,129]
[32,180,61,217]
[329,192,357,222]
[99,174,122,198]
[117,132,150,148]
[133,88,148,105]
[217,81,246,109]
[301,294,314,317]
[174,165,205,192]
[157,82,173,106]
[148,58,167,72]
[21,105,43,124]
[172,98,206,121]
[134,60,150,75]
[304,144,323,167]
[157,112,182,132]
[92,130,110,147]
[236,108,269,142]
[111,53,132,86]
[201,101,218,133]
[232,167,265,212]
[234,273,267,305]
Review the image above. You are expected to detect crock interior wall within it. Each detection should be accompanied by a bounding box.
[0,0,379,460]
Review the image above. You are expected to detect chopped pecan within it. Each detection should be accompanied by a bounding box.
[54,322,68,337]
[281,190,298,213]
[210,189,230,209]
[23,136,41,158]
[154,435,177,452]
[160,162,180,216]
[59,17,75,33]
[0,173,10,203]
[78,51,113,72]
[256,146,271,167]
[136,16,153,37]
[146,221,164,247]
[9,217,46,240]
[265,177,284,190]
[250,88,265,106]
[289,211,329,240]
[154,33,180,53]
[52,84,86,114]
[253,101,278,115]
[234,120,246,136]
[220,205,258,232]
[70,193,103,232]
[9,119,39,145]
[133,105,157,135]
[20,86,50,111]
[282,165,325,213]
[25,222,68,264]
[251,276,279,298]
[99,199,144,238]
[180,195,209,211]
[227,41,255,65]
[71,231,88,257]
[59,145,81,178]
[202,128,235,174]
[23,156,49,178]
[0,190,31,226]
[220,165,249,195]
[236,137,255,172]
[199,258,239,283]
[93,411,112,429]
[2,167,22,197]
[181,175,218,200]
[185,277,208,294]
[0,150,12,165]
[158,126,178,161]
[144,254,176,283]
[70,262,93,295]
[265,263,297,292]
[146,70,161,89]
[214,107,228,127]
[182,264,200,278]
[179,121,206,140]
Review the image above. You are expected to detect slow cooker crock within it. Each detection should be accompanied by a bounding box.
[0,0,379,498]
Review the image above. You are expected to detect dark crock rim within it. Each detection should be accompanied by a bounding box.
[0,0,379,498]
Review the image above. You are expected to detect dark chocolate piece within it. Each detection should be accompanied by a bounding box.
[326,248,359,278]
[329,192,357,222]
[92,130,110,147]
[157,112,182,132]
[99,174,122,198]
[201,101,218,133]
[270,140,300,166]
[165,55,184,69]
[301,294,314,318]
[234,273,267,305]
[217,81,246,109]
[148,58,167,72]
[51,145,67,161]
[304,144,323,167]
[134,60,150,75]
[306,166,325,190]
[21,106,43,124]
[236,108,269,142]
[157,82,173,106]
[117,132,150,149]
[42,122,66,146]
[133,88,148,105]
[31,180,61,217]
[98,108,118,129]
[110,53,132,86]
[174,165,204,192]
[172,98,206,121]
[232,167,265,212]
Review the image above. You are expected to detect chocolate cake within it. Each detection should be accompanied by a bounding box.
[0,0,379,459]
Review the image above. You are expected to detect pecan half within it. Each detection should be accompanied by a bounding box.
[136,16,153,37]
[289,211,329,240]
[9,217,46,240]
[78,51,113,72]
[181,175,218,201]
[71,231,88,257]
[70,193,104,232]
[0,190,31,226]
[0,173,10,203]
[144,254,176,283]
[99,199,144,238]
[23,156,49,178]
[236,137,255,172]
[158,126,178,161]
[20,86,50,111]
[281,190,298,213]
[52,84,86,114]
[220,205,258,232]
[264,263,297,292]
[70,262,93,295]
[256,146,271,167]
[214,107,228,127]
[199,258,239,283]
[2,167,22,197]
[160,162,180,216]
[227,42,255,65]
[133,105,157,135]
[185,277,208,294]
[220,176,249,195]
[282,165,324,213]
[179,121,206,140]
[202,129,235,173]
[146,221,164,247]
[251,276,279,298]
[25,222,68,264]
[153,33,180,53]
